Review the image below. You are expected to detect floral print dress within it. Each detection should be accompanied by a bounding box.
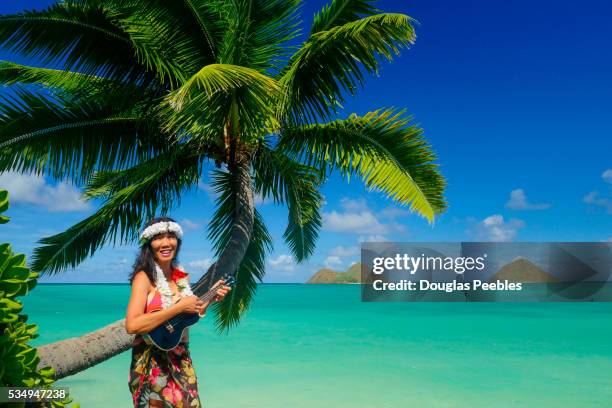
[128,276,201,407]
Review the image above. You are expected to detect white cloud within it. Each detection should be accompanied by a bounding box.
[324,256,342,269]
[324,246,361,271]
[322,197,409,236]
[0,172,90,212]
[505,188,551,210]
[582,170,612,214]
[188,258,213,270]
[181,219,201,230]
[323,210,388,234]
[469,214,525,242]
[268,254,296,273]
[330,245,360,257]
[602,169,612,184]
[583,191,612,214]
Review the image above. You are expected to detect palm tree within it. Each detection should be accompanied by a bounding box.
[0,0,446,379]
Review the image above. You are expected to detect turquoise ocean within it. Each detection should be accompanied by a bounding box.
[25,284,612,407]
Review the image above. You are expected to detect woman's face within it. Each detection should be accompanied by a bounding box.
[150,232,178,264]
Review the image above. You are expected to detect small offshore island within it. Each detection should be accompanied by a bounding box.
[306,263,362,284]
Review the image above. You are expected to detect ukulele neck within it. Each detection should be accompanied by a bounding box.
[198,286,220,303]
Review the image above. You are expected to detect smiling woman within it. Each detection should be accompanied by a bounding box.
[124,217,230,407]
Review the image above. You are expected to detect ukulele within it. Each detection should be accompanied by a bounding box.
[143,275,235,350]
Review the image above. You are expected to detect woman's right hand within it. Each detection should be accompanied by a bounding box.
[176,295,204,314]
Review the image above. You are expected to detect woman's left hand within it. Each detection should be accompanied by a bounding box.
[212,279,231,302]
[196,279,231,316]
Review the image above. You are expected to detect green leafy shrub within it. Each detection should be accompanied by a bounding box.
[0,190,77,407]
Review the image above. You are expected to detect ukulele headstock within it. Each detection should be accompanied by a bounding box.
[221,274,236,288]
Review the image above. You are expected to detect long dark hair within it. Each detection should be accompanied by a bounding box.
[129,216,182,285]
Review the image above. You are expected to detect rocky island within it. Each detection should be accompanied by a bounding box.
[489,257,559,283]
[306,263,361,284]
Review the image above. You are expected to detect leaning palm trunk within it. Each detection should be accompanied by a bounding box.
[37,160,254,379]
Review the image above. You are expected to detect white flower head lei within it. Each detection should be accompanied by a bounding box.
[140,220,193,309]
[140,221,184,243]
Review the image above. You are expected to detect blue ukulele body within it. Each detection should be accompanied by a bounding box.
[143,312,200,351]
[142,275,235,351]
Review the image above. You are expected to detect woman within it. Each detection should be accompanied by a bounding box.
[125,217,230,407]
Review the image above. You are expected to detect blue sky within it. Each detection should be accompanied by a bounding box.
[0,0,610,283]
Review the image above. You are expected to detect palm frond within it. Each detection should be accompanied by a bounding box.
[310,0,378,34]
[210,209,271,333]
[164,64,281,141]
[0,60,161,117]
[0,0,220,86]
[279,13,417,123]
[110,1,207,86]
[30,145,204,274]
[0,60,153,106]
[278,109,446,222]
[217,0,301,73]
[171,64,279,107]
[0,88,164,184]
[0,60,105,90]
[161,0,226,63]
[283,196,322,262]
[0,1,145,81]
[252,143,322,261]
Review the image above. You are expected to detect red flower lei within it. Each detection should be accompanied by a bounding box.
[171,268,188,282]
